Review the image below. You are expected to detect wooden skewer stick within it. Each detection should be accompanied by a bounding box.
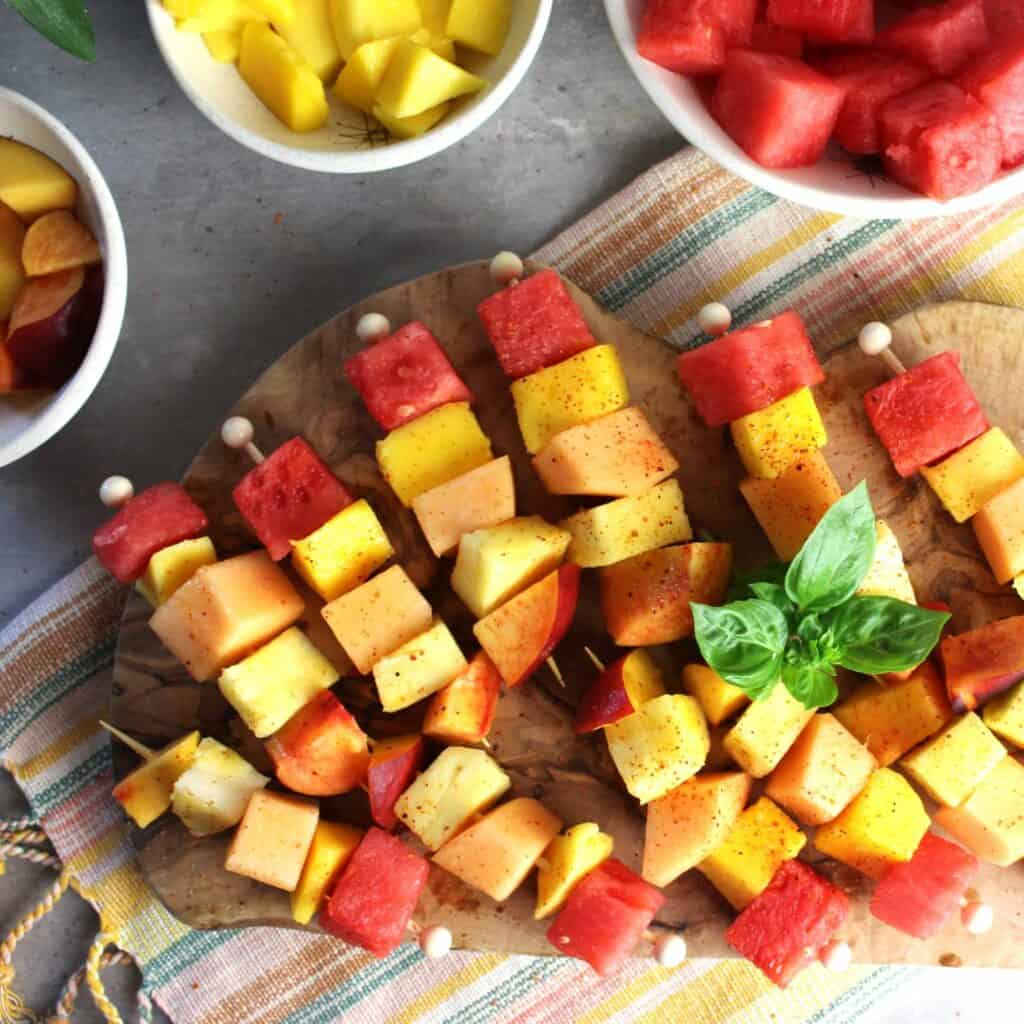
[857,321,907,377]
[99,720,156,762]
[490,251,524,287]
[99,476,135,509]
[356,312,392,343]
[643,929,688,968]
[221,416,266,465]
[546,656,566,688]
[697,302,732,338]
[407,919,453,958]
[583,646,606,672]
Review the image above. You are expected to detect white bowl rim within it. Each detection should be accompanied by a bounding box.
[0,87,128,470]
[145,0,554,174]
[603,0,1024,220]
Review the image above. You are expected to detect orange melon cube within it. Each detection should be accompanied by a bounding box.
[225,789,319,891]
[973,476,1024,584]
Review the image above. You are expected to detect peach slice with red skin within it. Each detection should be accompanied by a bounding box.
[22,210,101,277]
[367,734,425,830]
[574,649,667,734]
[941,614,1024,712]
[423,652,502,745]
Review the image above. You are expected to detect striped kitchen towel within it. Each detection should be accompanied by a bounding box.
[4,146,1024,1024]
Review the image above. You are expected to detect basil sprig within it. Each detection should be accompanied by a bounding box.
[694,482,950,710]
[8,0,96,62]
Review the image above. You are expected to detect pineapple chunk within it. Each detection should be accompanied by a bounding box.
[451,516,571,618]
[722,683,814,778]
[225,790,319,892]
[376,402,492,506]
[291,820,363,924]
[560,479,692,569]
[372,101,449,139]
[112,731,200,829]
[136,537,217,607]
[372,618,467,712]
[376,40,486,119]
[333,36,402,113]
[856,520,916,605]
[394,746,510,850]
[218,626,338,738]
[203,29,242,61]
[973,477,1024,584]
[171,738,269,836]
[328,0,422,59]
[535,822,614,919]
[730,387,827,479]
[446,0,511,55]
[983,680,1024,749]
[605,694,709,804]
[681,664,749,726]
[275,0,341,81]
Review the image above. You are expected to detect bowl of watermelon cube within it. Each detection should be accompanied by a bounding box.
[605,0,1024,217]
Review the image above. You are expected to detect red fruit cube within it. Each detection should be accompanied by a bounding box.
[637,0,726,75]
[959,40,1024,168]
[93,483,209,584]
[546,859,664,976]
[232,437,353,560]
[477,269,596,379]
[880,81,1003,199]
[711,50,846,169]
[765,0,874,44]
[750,22,805,58]
[714,0,759,45]
[863,351,987,477]
[677,310,823,426]
[819,51,931,154]
[877,0,989,77]
[986,0,1024,39]
[726,860,850,988]
[871,833,979,939]
[321,828,429,956]
[344,321,473,432]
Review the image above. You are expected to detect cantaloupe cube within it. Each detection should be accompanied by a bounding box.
[376,39,486,119]
[730,387,827,480]
[765,714,876,826]
[856,520,916,604]
[921,428,1024,523]
[218,626,338,738]
[203,29,242,62]
[112,731,201,829]
[451,515,570,618]
[934,756,1024,867]
[973,476,1024,584]
[394,746,510,850]
[372,101,449,138]
[274,0,340,80]
[371,617,467,712]
[0,139,77,222]
[446,0,511,55]
[698,797,805,910]
[0,203,26,323]
[511,345,630,454]
[740,450,842,561]
[329,0,422,59]
[722,684,814,778]
[376,401,492,506]
[433,798,562,902]
[833,662,953,766]
[333,37,401,113]
[815,768,929,878]
[136,537,217,607]
[225,790,319,891]
[605,694,709,804]
[535,822,614,919]
[681,664,749,726]
[239,23,329,132]
[643,772,750,887]
[150,551,304,682]
[290,820,362,924]
[560,479,691,569]
[983,680,1024,749]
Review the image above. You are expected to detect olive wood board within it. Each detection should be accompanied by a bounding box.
[111,262,1024,969]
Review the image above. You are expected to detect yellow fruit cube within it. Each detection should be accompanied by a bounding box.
[171,738,269,836]
[535,822,614,919]
[239,23,329,133]
[697,797,805,910]
[136,537,217,607]
[973,476,1024,584]
[203,29,242,61]
[275,0,342,80]
[177,0,266,34]
[225,790,319,891]
[394,746,510,850]
[681,664,749,727]
[605,694,709,804]
[329,0,421,59]
[0,139,77,222]
[511,345,630,454]
[815,768,929,878]
[730,388,827,479]
[290,821,362,924]
[983,680,1024,749]
[218,626,339,738]
[334,37,402,113]
[376,39,486,118]
[722,683,814,778]
[371,617,467,712]
[290,499,393,602]
[446,0,511,55]
[372,101,449,138]
[451,515,570,618]
[419,0,449,37]
[0,203,25,323]
[112,731,200,829]
[922,427,1024,523]
[376,401,492,506]
[247,0,295,22]
[855,520,916,604]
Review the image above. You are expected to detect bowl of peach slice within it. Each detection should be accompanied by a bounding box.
[0,88,128,469]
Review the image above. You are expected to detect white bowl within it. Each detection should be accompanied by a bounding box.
[605,0,1024,218]
[0,88,128,470]
[146,0,552,173]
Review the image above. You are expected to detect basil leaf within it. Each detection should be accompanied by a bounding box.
[785,481,877,613]
[749,582,797,622]
[827,596,950,675]
[9,0,95,61]
[727,561,789,602]
[781,659,838,710]
[693,600,787,699]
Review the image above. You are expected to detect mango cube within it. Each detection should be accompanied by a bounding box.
[973,476,1024,584]
[722,683,814,778]
[855,520,916,604]
[446,0,511,55]
[376,401,492,506]
[394,746,510,850]
[112,731,200,829]
[698,797,806,910]
[418,0,449,38]
[0,139,77,222]
[136,537,217,607]
[247,0,295,23]
[983,680,1024,749]
[605,694,709,804]
[371,617,467,712]
[274,0,341,80]
[225,790,319,891]
[328,0,421,59]
[681,664,749,727]
[0,203,25,323]
[372,101,449,139]
[730,387,827,479]
[511,345,630,454]
[815,768,929,878]
[535,822,614,919]
[203,29,242,62]
[290,820,363,924]
[174,0,266,33]
[376,39,486,118]
[921,427,1024,523]
[333,37,402,113]
[171,738,269,836]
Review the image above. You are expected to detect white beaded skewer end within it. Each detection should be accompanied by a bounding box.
[221,416,266,465]
[649,931,688,969]
[407,921,453,959]
[960,898,994,936]
[819,940,852,972]
[490,251,524,286]
[356,312,392,344]
[99,475,134,509]
[858,321,907,377]
[697,302,732,338]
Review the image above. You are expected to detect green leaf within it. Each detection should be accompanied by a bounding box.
[826,596,950,676]
[8,0,95,61]
[749,582,798,628]
[781,659,838,710]
[727,561,789,602]
[785,481,877,613]
[693,600,787,700]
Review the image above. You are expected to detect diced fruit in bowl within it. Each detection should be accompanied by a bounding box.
[328,0,421,60]
[680,664,749,727]
[423,652,502,745]
[376,40,485,119]
[112,731,200,829]
[335,37,407,113]
[0,203,26,323]
[749,22,803,58]
[372,617,467,712]
[722,683,814,778]
[275,0,342,82]
[940,613,1024,712]
[636,0,727,76]
[446,0,512,55]
[876,0,989,77]
[366,734,424,830]
[535,822,614,919]
[0,139,77,221]
[766,0,872,44]
[137,536,217,607]
[573,649,666,734]
[372,101,449,139]
[291,820,362,925]
[21,210,100,276]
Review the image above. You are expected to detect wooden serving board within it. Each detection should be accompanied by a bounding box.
[111,263,1024,968]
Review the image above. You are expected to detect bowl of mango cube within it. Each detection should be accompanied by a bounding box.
[148,0,552,172]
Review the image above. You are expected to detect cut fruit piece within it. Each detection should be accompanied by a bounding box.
[372,101,449,139]
[274,0,341,81]
[203,28,242,62]
[877,0,989,76]
[112,731,200,829]
[445,0,511,55]
[959,39,1024,167]
[730,387,827,479]
[423,652,502,745]
[974,476,1024,584]
[535,822,614,920]
[366,734,424,830]
[0,202,25,323]
[855,520,916,605]
[136,537,217,607]
[983,680,1024,749]
[334,37,402,113]
[328,0,422,60]
[174,0,268,34]
[765,0,873,43]
[225,790,319,892]
[376,39,486,119]
[372,617,467,712]
[0,139,77,221]
[636,0,727,75]
[574,649,666,734]
[722,683,814,779]
[290,820,363,925]
[941,614,1024,712]
[21,211,100,277]
[681,664,749,727]
[749,21,803,58]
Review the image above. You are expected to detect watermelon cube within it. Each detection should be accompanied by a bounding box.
[750,22,804,58]
[232,437,353,561]
[870,832,979,938]
[677,311,823,426]
[725,860,850,988]
[93,482,209,584]
[959,40,1024,168]
[765,0,874,44]
[710,51,847,169]
[477,269,596,379]
[636,0,726,74]
[877,0,990,77]
[546,859,664,976]
[986,0,1024,39]
[864,352,987,477]
[344,321,474,432]
[320,827,429,956]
